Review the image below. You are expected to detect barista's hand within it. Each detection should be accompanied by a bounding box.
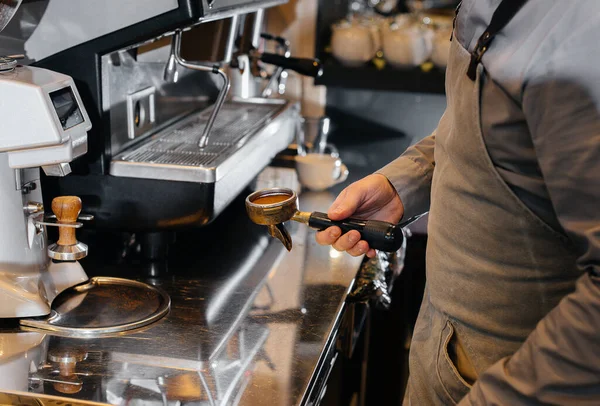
[315,174,404,258]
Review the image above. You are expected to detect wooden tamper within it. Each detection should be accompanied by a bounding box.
[49,348,88,394]
[47,196,89,261]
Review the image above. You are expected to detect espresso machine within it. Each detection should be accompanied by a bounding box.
[0,0,323,272]
[0,3,341,403]
[0,0,319,232]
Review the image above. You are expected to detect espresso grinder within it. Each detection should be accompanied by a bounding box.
[0,60,171,398]
[0,58,169,328]
[0,59,92,318]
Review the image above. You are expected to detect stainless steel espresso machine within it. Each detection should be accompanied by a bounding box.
[3,0,321,232]
[0,0,323,272]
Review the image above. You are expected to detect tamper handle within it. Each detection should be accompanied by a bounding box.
[52,196,82,246]
[308,212,404,252]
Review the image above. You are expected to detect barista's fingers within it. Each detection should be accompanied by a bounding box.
[315,226,342,246]
[328,187,360,221]
[347,240,370,257]
[332,230,362,252]
[366,248,377,258]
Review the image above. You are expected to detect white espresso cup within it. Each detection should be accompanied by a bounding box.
[295,153,349,191]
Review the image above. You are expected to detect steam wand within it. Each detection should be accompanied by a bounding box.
[167,29,231,149]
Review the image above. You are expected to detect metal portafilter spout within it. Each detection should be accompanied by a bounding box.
[245,188,405,252]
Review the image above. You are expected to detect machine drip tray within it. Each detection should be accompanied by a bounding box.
[20,277,170,337]
[110,98,293,184]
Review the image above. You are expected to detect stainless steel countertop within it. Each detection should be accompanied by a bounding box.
[0,190,363,406]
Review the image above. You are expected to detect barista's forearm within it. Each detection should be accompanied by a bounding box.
[376,132,436,220]
[459,271,600,405]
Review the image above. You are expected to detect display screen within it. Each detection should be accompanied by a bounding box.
[49,87,84,130]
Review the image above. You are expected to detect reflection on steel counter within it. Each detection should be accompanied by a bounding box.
[347,236,408,310]
[0,191,364,405]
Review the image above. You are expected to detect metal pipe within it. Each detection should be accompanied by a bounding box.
[261,67,283,97]
[260,35,291,97]
[251,9,265,49]
[277,70,289,95]
[198,67,229,148]
[222,14,239,64]
[172,30,231,148]
[163,36,179,83]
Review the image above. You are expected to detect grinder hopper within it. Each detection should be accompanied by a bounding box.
[245,188,406,252]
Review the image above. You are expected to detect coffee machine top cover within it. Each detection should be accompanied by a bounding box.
[2,0,287,63]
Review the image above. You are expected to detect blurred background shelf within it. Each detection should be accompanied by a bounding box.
[315,57,446,94]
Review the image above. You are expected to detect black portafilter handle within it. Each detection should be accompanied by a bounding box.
[308,212,404,252]
[260,33,289,48]
[258,52,323,78]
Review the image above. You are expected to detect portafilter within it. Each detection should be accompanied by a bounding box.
[245,188,405,252]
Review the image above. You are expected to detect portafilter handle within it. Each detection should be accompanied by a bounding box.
[254,51,323,78]
[297,212,405,252]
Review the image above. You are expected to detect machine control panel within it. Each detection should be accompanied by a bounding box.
[0,65,91,169]
[49,86,85,130]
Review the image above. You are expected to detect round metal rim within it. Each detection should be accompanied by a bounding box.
[48,348,88,363]
[47,242,88,261]
[0,56,17,72]
[245,187,297,209]
[20,277,171,338]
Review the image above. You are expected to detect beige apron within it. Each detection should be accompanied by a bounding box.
[404,35,582,405]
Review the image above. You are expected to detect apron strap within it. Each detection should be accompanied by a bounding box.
[466,0,529,80]
[450,1,462,42]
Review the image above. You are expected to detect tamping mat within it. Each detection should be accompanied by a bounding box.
[20,277,170,337]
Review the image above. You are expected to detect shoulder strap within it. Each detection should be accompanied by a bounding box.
[450,1,462,41]
[467,0,529,80]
